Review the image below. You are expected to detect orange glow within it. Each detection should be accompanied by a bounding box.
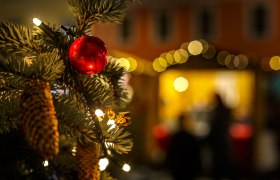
[159,70,254,121]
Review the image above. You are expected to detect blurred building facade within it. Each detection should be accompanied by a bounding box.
[93,0,280,177]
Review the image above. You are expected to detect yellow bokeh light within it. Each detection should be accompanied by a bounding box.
[233,56,240,68]
[174,49,189,63]
[173,77,189,92]
[127,57,137,72]
[188,40,203,55]
[117,58,130,70]
[237,54,249,69]
[217,51,229,65]
[202,45,216,59]
[158,57,168,68]
[269,56,280,70]
[199,39,209,54]
[180,42,189,50]
[153,58,166,72]
[166,51,175,65]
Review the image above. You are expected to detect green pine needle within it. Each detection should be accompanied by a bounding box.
[0,21,39,56]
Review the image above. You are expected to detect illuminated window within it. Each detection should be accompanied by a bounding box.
[249,3,270,38]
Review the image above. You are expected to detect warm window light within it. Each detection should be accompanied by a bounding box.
[122,163,131,172]
[174,77,189,92]
[43,160,49,167]
[33,18,42,26]
[95,109,105,117]
[99,158,109,171]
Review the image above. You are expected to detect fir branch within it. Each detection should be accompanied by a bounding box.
[101,57,129,108]
[0,49,65,81]
[0,72,29,90]
[62,70,115,108]
[104,127,133,154]
[53,92,98,144]
[0,90,21,133]
[32,25,69,53]
[61,69,114,157]
[68,0,139,35]
[0,21,39,56]
[101,171,117,180]
[0,53,35,78]
[50,137,78,180]
[31,49,65,81]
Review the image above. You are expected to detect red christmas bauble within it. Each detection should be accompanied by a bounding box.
[69,35,108,75]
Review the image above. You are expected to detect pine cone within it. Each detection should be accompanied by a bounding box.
[20,79,59,160]
[76,142,100,180]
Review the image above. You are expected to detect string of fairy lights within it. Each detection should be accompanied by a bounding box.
[42,108,131,173]
[116,39,280,74]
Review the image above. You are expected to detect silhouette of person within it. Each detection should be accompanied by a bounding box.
[208,93,237,180]
[166,113,201,180]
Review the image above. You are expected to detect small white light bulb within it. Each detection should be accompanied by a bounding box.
[122,163,131,172]
[33,18,42,26]
[95,109,105,117]
[99,158,109,171]
[43,160,49,167]
[72,146,77,156]
[107,119,116,131]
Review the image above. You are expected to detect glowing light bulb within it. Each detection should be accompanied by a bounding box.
[33,18,42,26]
[107,119,116,131]
[43,160,49,167]
[72,146,77,156]
[122,163,131,172]
[99,158,109,171]
[95,109,105,117]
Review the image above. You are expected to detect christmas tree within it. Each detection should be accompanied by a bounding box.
[0,0,139,179]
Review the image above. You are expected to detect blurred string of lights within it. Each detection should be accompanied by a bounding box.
[152,39,250,72]
[115,39,280,74]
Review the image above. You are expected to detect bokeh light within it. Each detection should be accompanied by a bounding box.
[166,50,175,65]
[117,58,130,70]
[153,58,166,72]
[269,56,280,70]
[174,49,189,63]
[173,77,189,92]
[126,57,137,72]
[188,40,203,55]
[217,51,230,65]
[202,44,216,59]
